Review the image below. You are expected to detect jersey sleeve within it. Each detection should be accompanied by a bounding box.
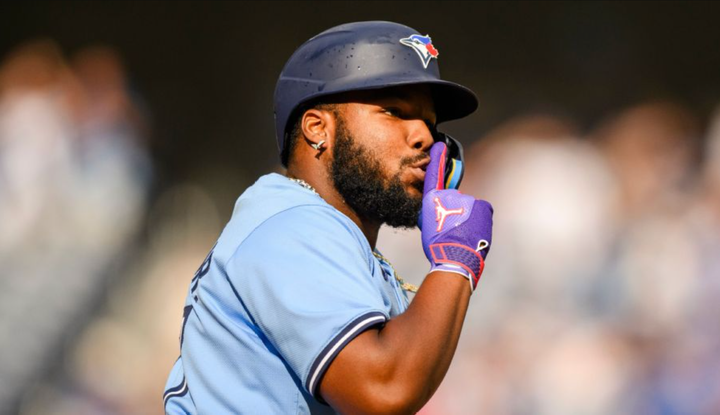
[226,205,388,399]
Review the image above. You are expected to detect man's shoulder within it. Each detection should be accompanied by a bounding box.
[214,173,369,263]
[230,173,348,232]
[233,173,324,213]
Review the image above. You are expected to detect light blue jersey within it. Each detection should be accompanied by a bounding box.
[164,173,411,414]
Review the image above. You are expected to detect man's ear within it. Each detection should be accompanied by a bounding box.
[301,108,336,150]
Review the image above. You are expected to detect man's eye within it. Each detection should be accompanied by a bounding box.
[383,108,401,117]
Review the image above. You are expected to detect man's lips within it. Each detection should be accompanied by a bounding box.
[411,158,431,171]
[408,158,430,184]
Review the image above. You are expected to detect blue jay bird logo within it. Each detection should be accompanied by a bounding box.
[399,34,439,69]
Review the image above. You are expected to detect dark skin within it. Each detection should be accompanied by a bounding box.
[286,85,472,414]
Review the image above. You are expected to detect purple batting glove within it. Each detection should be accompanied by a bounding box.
[419,142,494,292]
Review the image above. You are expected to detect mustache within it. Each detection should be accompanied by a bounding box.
[400,153,430,168]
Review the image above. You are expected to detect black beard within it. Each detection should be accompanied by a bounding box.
[330,118,423,228]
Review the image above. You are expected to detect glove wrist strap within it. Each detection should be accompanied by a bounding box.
[429,243,485,291]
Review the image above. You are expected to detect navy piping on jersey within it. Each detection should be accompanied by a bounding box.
[306,311,387,400]
[163,376,189,409]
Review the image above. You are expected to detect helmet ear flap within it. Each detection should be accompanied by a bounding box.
[433,131,465,190]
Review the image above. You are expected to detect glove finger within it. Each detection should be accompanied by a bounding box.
[424,141,447,196]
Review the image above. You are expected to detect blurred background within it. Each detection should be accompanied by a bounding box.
[1,1,719,414]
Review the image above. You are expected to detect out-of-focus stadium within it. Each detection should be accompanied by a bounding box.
[1,2,720,414]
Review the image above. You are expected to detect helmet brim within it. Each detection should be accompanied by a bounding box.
[425,79,479,124]
[290,78,478,127]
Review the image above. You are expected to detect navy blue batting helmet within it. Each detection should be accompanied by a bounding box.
[273,21,479,165]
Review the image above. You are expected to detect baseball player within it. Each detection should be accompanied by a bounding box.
[164,21,493,414]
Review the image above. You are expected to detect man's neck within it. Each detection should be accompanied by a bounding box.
[286,166,380,249]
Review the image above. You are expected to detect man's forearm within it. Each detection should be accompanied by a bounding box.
[376,270,472,409]
[321,270,472,414]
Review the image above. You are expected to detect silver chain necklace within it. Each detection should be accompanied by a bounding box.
[287,177,319,196]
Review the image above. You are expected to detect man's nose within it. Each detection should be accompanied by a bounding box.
[406,119,434,152]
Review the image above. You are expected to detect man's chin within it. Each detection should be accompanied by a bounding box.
[384,190,422,229]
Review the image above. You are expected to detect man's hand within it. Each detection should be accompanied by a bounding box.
[420,142,494,291]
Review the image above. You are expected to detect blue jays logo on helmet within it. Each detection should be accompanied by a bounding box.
[399,34,440,69]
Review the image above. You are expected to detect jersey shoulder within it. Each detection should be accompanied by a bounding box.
[213,173,372,268]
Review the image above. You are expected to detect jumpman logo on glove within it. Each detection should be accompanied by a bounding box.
[433,197,464,232]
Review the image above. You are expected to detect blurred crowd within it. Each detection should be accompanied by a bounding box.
[3,40,720,415]
[0,40,152,414]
